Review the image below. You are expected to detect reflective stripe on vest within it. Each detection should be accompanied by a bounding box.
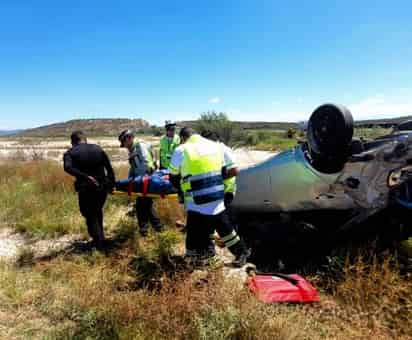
[224,177,237,193]
[183,171,225,205]
[181,135,225,206]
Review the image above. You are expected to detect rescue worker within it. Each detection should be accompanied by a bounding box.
[200,130,237,212]
[63,131,115,250]
[119,130,163,236]
[168,127,250,267]
[159,120,180,169]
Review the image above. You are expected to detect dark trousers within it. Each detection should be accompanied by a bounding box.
[78,190,107,246]
[185,210,246,258]
[136,197,163,233]
[224,192,237,230]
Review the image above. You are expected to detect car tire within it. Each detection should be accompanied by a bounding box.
[307,104,354,173]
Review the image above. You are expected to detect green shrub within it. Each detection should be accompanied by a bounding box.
[195,111,240,146]
[244,133,259,146]
[194,306,241,340]
[195,112,297,151]
[234,130,297,151]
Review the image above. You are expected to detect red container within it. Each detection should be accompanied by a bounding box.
[248,274,319,303]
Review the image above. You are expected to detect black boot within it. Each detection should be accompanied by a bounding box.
[232,248,252,267]
[139,225,149,237]
[229,240,251,267]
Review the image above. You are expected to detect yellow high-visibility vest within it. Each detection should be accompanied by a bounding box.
[160,134,180,168]
[180,134,225,206]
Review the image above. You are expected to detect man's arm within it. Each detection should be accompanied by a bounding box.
[168,147,184,203]
[140,142,155,172]
[223,167,240,179]
[222,144,239,179]
[169,174,181,190]
[168,148,182,175]
[102,150,116,184]
[63,151,88,179]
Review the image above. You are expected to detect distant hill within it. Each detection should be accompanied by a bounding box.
[233,121,297,130]
[11,113,412,138]
[178,120,297,130]
[16,118,150,137]
[0,129,23,136]
[356,115,412,128]
[180,114,412,131]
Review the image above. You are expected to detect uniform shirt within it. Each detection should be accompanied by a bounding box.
[63,143,115,191]
[221,143,237,171]
[160,134,180,169]
[128,140,154,178]
[169,141,237,215]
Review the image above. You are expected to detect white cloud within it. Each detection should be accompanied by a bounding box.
[208,97,221,104]
[349,94,412,120]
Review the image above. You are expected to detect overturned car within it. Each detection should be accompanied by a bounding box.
[233,104,412,264]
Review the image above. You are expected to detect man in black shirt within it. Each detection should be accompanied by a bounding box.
[63,131,115,249]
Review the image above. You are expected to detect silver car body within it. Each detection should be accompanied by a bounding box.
[233,131,412,216]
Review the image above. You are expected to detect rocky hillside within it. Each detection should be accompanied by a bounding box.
[11,114,412,138]
[0,130,22,136]
[355,115,412,128]
[17,118,150,137]
[178,120,297,130]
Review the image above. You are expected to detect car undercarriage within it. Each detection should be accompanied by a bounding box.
[233,104,412,268]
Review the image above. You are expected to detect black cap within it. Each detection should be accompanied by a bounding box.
[165,120,177,129]
[118,129,133,147]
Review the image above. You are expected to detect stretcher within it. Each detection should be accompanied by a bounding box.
[113,170,178,199]
[112,190,178,199]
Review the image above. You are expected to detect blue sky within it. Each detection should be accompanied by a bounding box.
[0,1,411,129]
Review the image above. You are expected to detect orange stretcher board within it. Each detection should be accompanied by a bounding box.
[112,190,179,199]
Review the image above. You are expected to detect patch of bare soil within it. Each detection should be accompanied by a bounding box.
[0,228,84,262]
[0,229,25,260]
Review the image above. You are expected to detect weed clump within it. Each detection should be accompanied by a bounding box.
[130,229,186,289]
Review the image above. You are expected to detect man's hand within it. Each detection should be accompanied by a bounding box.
[222,167,239,179]
[88,176,99,186]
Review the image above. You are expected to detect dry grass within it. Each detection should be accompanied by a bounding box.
[0,161,81,236]
[354,127,392,140]
[0,160,411,339]
[1,241,411,339]
[332,255,412,337]
[0,161,170,237]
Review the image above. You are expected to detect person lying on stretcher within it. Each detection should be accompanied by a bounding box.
[114,170,178,197]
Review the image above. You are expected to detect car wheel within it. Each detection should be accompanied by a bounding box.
[307,103,354,173]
